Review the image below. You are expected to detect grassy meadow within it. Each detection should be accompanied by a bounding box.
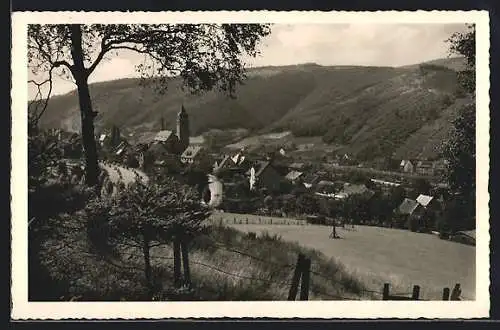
[220,216,475,300]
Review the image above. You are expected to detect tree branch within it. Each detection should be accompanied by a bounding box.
[28,66,54,126]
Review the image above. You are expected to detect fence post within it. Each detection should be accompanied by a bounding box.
[173,239,182,288]
[411,285,420,300]
[288,254,304,301]
[180,240,191,288]
[382,283,390,300]
[450,283,461,301]
[442,287,450,300]
[299,256,311,301]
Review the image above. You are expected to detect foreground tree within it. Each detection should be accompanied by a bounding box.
[28,24,271,186]
[441,24,476,230]
[86,177,211,297]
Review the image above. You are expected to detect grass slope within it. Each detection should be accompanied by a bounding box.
[228,221,475,300]
[38,213,375,301]
[38,58,470,160]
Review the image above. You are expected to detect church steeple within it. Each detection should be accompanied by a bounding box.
[177,104,190,152]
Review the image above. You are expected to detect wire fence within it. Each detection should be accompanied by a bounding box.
[108,233,465,301]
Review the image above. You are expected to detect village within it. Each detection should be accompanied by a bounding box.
[45,104,474,246]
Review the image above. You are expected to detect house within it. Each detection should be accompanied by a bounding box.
[285,170,304,184]
[416,160,435,176]
[400,160,415,173]
[341,183,375,199]
[147,142,182,172]
[416,194,435,208]
[180,145,209,166]
[394,198,426,229]
[114,141,129,157]
[246,160,282,193]
[370,178,401,188]
[316,180,336,194]
[98,133,108,146]
[154,130,180,154]
[370,178,401,192]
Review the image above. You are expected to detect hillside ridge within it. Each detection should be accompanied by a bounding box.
[37,57,470,161]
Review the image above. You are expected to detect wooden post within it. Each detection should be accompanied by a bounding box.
[450,283,461,301]
[173,239,182,288]
[411,285,420,300]
[288,254,304,301]
[181,240,191,288]
[300,256,311,301]
[382,283,390,300]
[442,287,450,300]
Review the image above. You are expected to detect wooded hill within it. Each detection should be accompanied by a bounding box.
[37,56,472,161]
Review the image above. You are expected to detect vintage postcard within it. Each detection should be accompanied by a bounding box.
[11,10,490,319]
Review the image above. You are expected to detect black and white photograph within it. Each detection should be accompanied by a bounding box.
[11,11,490,319]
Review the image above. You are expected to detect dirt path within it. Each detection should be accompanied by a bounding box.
[100,162,149,185]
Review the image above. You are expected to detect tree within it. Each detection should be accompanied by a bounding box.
[414,178,432,195]
[28,24,271,186]
[295,193,319,216]
[87,177,211,297]
[442,24,476,230]
[447,24,475,95]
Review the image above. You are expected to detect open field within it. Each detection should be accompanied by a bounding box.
[212,213,476,300]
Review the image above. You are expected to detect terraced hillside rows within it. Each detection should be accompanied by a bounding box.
[38,58,471,160]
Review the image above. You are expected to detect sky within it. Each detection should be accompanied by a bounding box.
[28,23,468,99]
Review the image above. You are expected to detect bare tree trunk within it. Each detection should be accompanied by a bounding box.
[69,24,99,187]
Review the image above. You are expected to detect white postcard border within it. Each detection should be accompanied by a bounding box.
[11,10,490,319]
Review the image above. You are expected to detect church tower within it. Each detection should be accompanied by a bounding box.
[176,105,190,152]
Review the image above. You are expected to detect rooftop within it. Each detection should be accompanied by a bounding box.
[181,145,203,159]
[416,194,434,207]
[154,130,174,142]
[397,198,420,215]
[285,170,304,181]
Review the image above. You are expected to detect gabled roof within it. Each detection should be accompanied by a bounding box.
[99,134,107,142]
[416,194,434,207]
[154,130,174,142]
[285,170,303,181]
[397,198,420,215]
[181,145,203,159]
[246,160,271,177]
[400,159,414,166]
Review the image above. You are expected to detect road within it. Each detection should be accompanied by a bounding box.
[99,162,149,185]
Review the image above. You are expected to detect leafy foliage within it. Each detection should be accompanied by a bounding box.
[441,24,476,231]
[28,24,271,185]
